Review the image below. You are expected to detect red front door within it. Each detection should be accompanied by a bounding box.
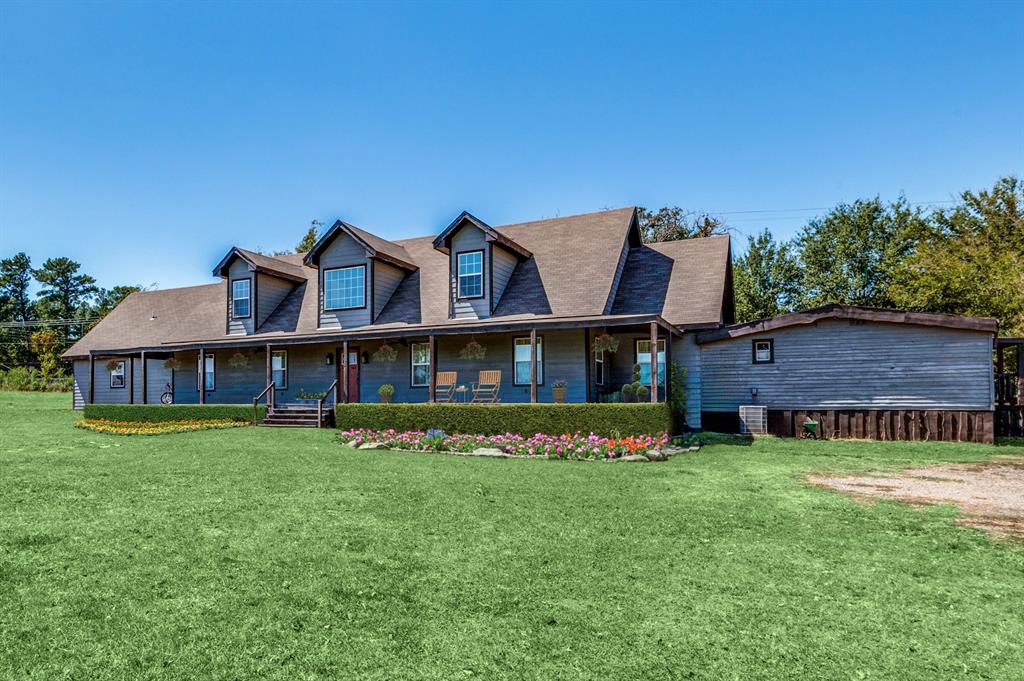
[338,346,360,402]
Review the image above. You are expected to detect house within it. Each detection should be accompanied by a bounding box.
[63,206,1001,442]
[63,208,732,425]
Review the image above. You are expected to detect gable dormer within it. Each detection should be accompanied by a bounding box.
[303,220,417,329]
[432,212,532,320]
[213,248,306,336]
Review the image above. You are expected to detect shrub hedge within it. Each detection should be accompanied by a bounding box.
[82,404,265,423]
[334,403,672,437]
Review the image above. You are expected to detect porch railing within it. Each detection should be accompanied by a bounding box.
[253,382,275,424]
[317,380,338,429]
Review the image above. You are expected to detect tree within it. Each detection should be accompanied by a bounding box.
[296,220,322,253]
[0,252,34,322]
[891,176,1024,334]
[637,206,728,243]
[795,197,928,309]
[32,257,98,345]
[93,285,144,320]
[29,328,62,383]
[733,229,801,322]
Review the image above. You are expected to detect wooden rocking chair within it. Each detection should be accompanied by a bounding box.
[434,371,458,403]
[471,370,501,403]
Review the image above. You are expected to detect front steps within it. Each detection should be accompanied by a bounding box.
[261,404,334,428]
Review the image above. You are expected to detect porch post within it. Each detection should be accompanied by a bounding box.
[342,340,349,404]
[650,322,659,403]
[583,327,591,403]
[128,355,134,405]
[428,335,437,403]
[665,331,673,401]
[1018,345,1024,406]
[140,351,147,404]
[198,348,205,405]
[88,353,95,404]
[265,344,273,407]
[530,328,538,403]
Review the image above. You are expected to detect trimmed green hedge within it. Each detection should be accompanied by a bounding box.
[82,404,265,423]
[335,403,671,437]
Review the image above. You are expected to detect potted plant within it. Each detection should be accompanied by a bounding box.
[372,343,398,363]
[106,359,122,372]
[551,379,568,403]
[459,339,487,361]
[593,332,620,355]
[378,383,395,404]
[295,388,326,406]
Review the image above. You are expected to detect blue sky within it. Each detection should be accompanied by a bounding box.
[1,1,1021,292]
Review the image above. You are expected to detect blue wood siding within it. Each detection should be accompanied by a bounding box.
[319,233,371,329]
[372,261,404,320]
[491,245,517,311]
[227,259,253,335]
[256,273,293,328]
[700,320,995,411]
[73,360,88,409]
[674,333,702,428]
[450,226,489,319]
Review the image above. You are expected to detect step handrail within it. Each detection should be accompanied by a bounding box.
[253,382,276,424]
[317,380,338,429]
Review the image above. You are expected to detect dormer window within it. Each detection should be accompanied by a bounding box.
[324,265,366,310]
[457,251,484,299]
[231,279,251,318]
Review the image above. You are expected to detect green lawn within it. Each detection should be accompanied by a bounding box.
[2,392,1023,680]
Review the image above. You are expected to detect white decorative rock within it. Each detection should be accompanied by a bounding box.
[358,442,390,450]
[471,448,508,457]
[647,449,667,462]
[618,454,650,462]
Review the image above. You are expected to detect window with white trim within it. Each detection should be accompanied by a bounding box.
[753,339,774,364]
[636,339,666,386]
[410,342,430,387]
[198,353,215,391]
[457,251,483,298]
[594,349,605,386]
[231,279,251,318]
[324,265,366,310]
[513,337,543,385]
[109,360,125,389]
[272,350,288,389]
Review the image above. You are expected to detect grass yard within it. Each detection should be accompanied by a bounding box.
[2,391,1023,680]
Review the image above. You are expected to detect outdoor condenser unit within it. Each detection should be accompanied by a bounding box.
[738,405,768,434]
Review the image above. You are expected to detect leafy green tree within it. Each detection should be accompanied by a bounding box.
[296,220,322,253]
[733,229,801,322]
[32,257,98,345]
[0,252,34,322]
[93,285,143,319]
[638,206,728,243]
[795,197,928,309]
[891,176,1024,334]
[29,328,62,383]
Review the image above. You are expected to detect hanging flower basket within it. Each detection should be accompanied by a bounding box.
[372,342,399,363]
[163,358,183,371]
[106,359,122,372]
[227,351,250,369]
[593,333,620,355]
[459,339,487,361]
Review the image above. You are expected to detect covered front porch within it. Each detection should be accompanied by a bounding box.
[77,315,684,409]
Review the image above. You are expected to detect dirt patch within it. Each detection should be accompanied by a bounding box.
[808,457,1024,538]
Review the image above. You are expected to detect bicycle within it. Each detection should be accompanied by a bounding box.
[160,382,174,404]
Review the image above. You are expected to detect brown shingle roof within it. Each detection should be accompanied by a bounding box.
[65,207,732,357]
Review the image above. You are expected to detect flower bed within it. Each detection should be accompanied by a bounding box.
[75,418,249,436]
[340,428,668,460]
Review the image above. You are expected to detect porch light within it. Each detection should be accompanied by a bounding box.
[325,354,333,366]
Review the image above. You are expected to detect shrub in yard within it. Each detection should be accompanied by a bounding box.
[334,403,671,437]
[83,403,265,423]
[0,366,72,392]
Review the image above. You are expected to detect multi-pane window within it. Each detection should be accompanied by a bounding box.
[636,339,666,386]
[198,353,215,391]
[753,339,774,364]
[410,342,430,387]
[231,279,251,318]
[272,350,288,389]
[513,337,543,385]
[594,349,605,386]
[109,360,125,389]
[457,251,483,298]
[324,265,365,310]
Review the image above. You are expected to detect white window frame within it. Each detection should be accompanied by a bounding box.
[594,349,605,386]
[513,336,543,386]
[231,278,251,319]
[456,250,484,299]
[323,265,366,311]
[753,339,774,364]
[197,353,215,392]
[410,342,430,387]
[109,360,126,389]
[272,350,288,389]
[636,339,666,387]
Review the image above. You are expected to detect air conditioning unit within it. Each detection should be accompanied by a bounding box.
[739,405,767,434]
